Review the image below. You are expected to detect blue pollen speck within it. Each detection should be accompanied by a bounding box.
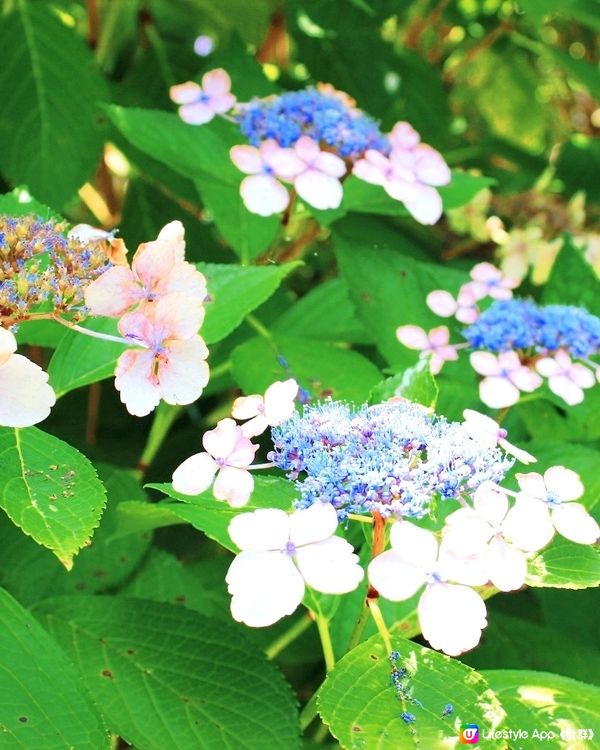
[401,712,416,724]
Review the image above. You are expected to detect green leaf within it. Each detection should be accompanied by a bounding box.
[231,334,382,402]
[47,318,126,397]
[0,3,107,207]
[482,670,600,749]
[542,234,600,316]
[527,537,600,589]
[0,427,107,569]
[334,215,468,368]
[438,172,496,209]
[37,596,301,750]
[0,464,149,603]
[317,632,505,750]
[0,588,110,750]
[200,261,301,344]
[0,187,62,221]
[369,359,439,408]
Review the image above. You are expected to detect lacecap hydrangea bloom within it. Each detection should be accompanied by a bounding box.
[170,70,451,224]
[397,261,600,408]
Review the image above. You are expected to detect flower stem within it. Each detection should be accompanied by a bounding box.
[346,598,371,653]
[53,316,131,346]
[264,613,313,661]
[315,613,335,673]
[367,598,393,653]
[133,403,183,480]
[299,692,319,732]
[245,313,272,340]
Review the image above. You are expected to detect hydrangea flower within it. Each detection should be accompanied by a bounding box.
[466,262,518,301]
[368,521,488,656]
[172,418,258,506]
[395,325,458,374]
[225,502,363,626]
[426,286,479,324]
[169,68,235,124]
[0,326,56,427]
[512,467,599,546]
[535,351,595,406]
[287,136,347,210]
[231,378,298,437]
[462,409,536,464]
[470,351,543,409]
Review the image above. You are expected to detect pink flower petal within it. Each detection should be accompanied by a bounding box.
[268,147,305,180]
[396,325,429,350]
[240,174,290,216]
[536,356,560,378]
[152,293,205,341]
[293,136,320,163]
[213,465,254,506]
[161,262,207,300]
[426,290,457,317]
[314,151,346,179]
[0,354,56,427]
[157,337,209,406]
[353,156,387,185]
[509,365,542,393]
[84,266,138,317]
[231,394,263,420]
[156,220,186,260]
[571,363,595,389]
[178,102,215,125]
[172,452,217,495]
[131,240,179,295]
[169,81,201,104]
[412,145,451,186]
[209,93,236,115]
[428,325,451,347]
[203,418,242,459]
[230,145,262,175]
[479,375,521,408]
[294,170,343,210]
[201,68,232,96]
[115,349,161,417]
[547,375,584,405]
[295,536,363,594]
[470,351,500,376]
[388,121,420,149]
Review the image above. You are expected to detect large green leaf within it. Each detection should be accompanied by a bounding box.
[37,596,301,750]
[542,235,600,316]
[0,588,110,750]
[0,2,107,207]
[200,261,301,344]
[527,537,600,589]
[482,670,600,749]
[317,632,505,750]
[369,359,439,408]
[0,427,107,569]
[231,334,382,402]
[0,187,62,221]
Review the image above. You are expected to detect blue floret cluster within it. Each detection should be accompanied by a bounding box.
[268,400,512,519]
[235,88,389,158]
[463,298,600,358]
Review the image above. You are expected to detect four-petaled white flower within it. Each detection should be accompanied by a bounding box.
[172,418,258,506]
[0,327,56,427]
[426,286,479,324]
[368,521,488,656]
[288,136,347,210]
[466,262,518,301]
[536,350,595,406]
[462,409,536,464]
[395,325,458,374]
[470,350,542,408]
[511,467,599,546]
[231,379,298,437]
[169,68,236,124]
[226,502,364,627]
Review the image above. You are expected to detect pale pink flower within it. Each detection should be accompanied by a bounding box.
[426,285,479,324]
[231,379,298,437]
[511,467,599,546]
[388,121,420,150]
[395,325,458,374]
[470,350,542,409]
[169,68,235,124]
[85,221,207,317]
[462,409,536,464]
[115,293,208,417]
[226,502,363,626]
[536,350,595,406]
[467,262,518,301]
[368,521,488,655]
[0,327,56,427]
[230,140,302,216]
[289,136,347,210]
[409,144,451,187]
[172,418,258,506]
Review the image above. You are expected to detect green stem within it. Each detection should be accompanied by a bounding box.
[209,360,231,380]
[133,403,182,480]
[245,313,273,340]
[315,613,335,673]
[346,600,371,653]
[368,598,392,653]
[264,614,313,661]
[299,692,319,732]
[145,22,176,87]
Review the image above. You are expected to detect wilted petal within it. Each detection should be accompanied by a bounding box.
[226,550,304,627]
[0,354,55,427]
[552,503,600,544]
[289,502,338,547]
[240,174,290,216]
[172,452,217,495]
[228,508,290,551]
[368,550,426,601]
[487,538,527,591]
[213,466,254,506]
[294,170,343,210]
[418,583,487,656]
[295,536,364,593]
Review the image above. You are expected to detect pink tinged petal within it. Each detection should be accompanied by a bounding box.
[536,357,561,378]
[352,157,387,186]
[153,293,205,340]
[293,135,320,163]
[114,349,161,417]
[118,309,154,344]
[0,327,17,365]
[314,151,346,178]
[368,550,427,601]
[544,466,584,502]
[84,266,138,316]
[0,354,55,427]
[295,536,364,594]
[413,145,451,186]
[226,435,258,468]
[231,394,263,420]
[470,262,501,283]
[437,545,489,587]
[547,375,584,405]
[426,290,457,317]
[213,466,254,507]
[418,583,487,656]
[228,508,290,551]
[570,363,595,389]
[226,550,304,627]
[509,366,542,393]
[455,306,479,324]
[389,521,438,568]
[389,121,420,149]
[263,379,298,425]
[240,174,290,216]
[162,262,207,300]
[169,81,202,104]
[486,538,527,592]
[396,325,429,350]
[502,497,554,551]
[404,185,443,225]
[442,510,492,556]
[156,220,186,260]
[131,239,179,295]
[171,452,217,495]
[239,415,270,438]
[267,148,305,180]
[479,376,520,409]
[178,102,216,125]
[515,471,547,499]
[289,502,338,547]
[427,326,451,347]
[209,93,236,114]
[203,418,243,459]
[429,353,444,375]
[473,481,509,527]
[551,503,600,544]
[294,170,343,210]
[157,337,209,406]
[230,145,262,175]
[201,68,232,97]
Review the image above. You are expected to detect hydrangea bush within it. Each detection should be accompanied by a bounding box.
[0,3,599,750]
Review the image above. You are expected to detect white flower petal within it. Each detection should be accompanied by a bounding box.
[426,290,457,317]
[389,521,438,568]
[473,482,509,527]
[289,502,338,547]
[487,538,527,591]
[515,471,546,499]
[368,550,426,601]
[551,503,599,544]
[240,174,290,216]
[172,452,217,495]
[502,496,554,551]
[0,354,55,427]
[479,376,520,409]
[442,509,492,555]
[228,508,290,551]
[469,351,500,376]
[263,379,298,425]
[294,170,343,210]
[295,536,363,593]
[437,543,489,587]
[547,375,584,406]
[231,394,263,420]
[213,466,254,507]
[544,466,584,502]
[418,583,487,656]
[230,145,262,175]
[396,324,429,350]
